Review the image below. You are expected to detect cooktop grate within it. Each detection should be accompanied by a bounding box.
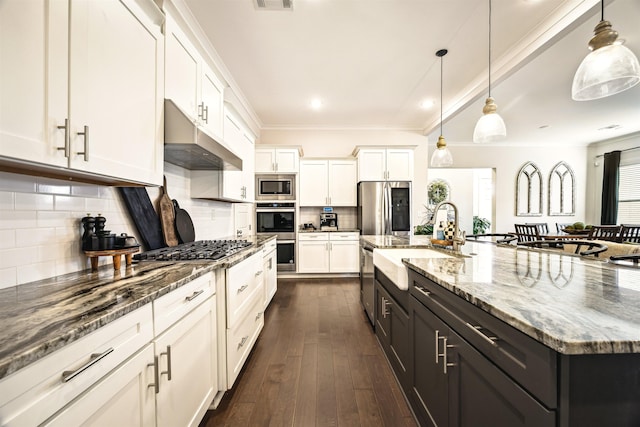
[134,240,252,261]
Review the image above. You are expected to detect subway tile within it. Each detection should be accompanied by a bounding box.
[0,246,34,269]
[71,183,102,198]
[0,172,37,193]
[37,177,71,195]
[0,191,14,210]
[16,227,57,247]
[85,197,110,216]
[0,211,38,230]
[0,267,17,289]
[37,210,72,228]
[54,195,85,212]
[17,261,57,285]
[0,230,16,249]
[15,192,54,211]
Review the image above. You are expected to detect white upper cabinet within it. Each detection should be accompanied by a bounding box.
[355,147,414,181]
[255,147,300,173]
[165,15,225,140]
[222,108,255,202]
[0,0,164,186]
[299,159,357,206]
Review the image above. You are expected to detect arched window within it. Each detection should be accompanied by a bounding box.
[515,161,543,216]
[548,161,575,216]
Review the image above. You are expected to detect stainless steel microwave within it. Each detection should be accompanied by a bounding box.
[255,174,296,200]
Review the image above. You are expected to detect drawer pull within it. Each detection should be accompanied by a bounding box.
[62,347,114,383]
[76,125,89,161]
[185,289,205,302]
[148,355,160,394]
[160,345,172,381]
[255,270,263,277]
[435,330,441,364]
[381,296,392,318]
[465,322,499,347]
[238,335,249,350]
[415,286,432,297]
[255,311,263,321]
[237,284,249,294]
[56,118,70,157]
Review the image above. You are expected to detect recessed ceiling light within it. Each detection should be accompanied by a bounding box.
[310,99,323,109]
[420,99,434,109]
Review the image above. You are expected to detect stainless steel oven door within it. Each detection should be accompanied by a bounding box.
[276,240,296,271]
[256,207,295,237]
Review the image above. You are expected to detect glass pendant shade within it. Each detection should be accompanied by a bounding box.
[572,43,640,100]
[430,136,453,167]
[473,97,506,143]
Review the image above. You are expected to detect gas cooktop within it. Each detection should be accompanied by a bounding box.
[134,240,252,261]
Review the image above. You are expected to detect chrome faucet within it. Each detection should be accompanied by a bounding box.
[431,201,466,252]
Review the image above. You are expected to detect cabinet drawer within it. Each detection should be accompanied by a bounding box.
[298,233,329,241]
[226,252,263,328]
[0,305,153,427]
[409,271,557,409]
[226,295,264,388]
[262,238,277,255]
[153,272,215,336]
[329,232,359,241]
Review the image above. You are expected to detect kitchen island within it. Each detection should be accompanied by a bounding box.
[362,235,640,426]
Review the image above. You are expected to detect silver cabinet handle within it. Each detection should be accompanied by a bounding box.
[272,162,276,172]
[56,118,70,157]
[160,345,172,381]
[441,337,455,374]
[237,284,249,294]
[148,355,160,394]
[465,322,499,347]
[415,286,432,297]
[198,102,204,120]
[275,162,278,171]
[203,105,209,123]
[185,289,204,302]
[255,270,263,277]
[62,347,114,382]
[255,311,263,321]
[435,330,441,364]
[381,296,391,318]
[238,335,249,350]
[76,125,89,161]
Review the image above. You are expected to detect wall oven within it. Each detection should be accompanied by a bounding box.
[255,174,296,201]
[256,202,296,271]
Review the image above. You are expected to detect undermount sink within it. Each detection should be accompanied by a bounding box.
[373,248,452,291]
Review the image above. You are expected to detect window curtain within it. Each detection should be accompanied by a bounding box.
[601,150,621,225]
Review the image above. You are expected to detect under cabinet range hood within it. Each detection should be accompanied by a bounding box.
[164,99,242,171]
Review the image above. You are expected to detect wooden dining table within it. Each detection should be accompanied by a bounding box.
[538,232,590,240]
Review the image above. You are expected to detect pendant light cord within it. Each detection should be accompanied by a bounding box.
[601,0,604,21]
[440,53,443,136]
[488,0,492,98]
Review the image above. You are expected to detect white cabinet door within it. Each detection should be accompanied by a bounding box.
[242,131,256,201]
[328,240,359,273]
[255,148,277,173]
[200,63,224,138]
[264,248,277,308]
[299,160,330,206]
[386,148,414,181]
[328,160,357,206]
[0,0,67,168]
[155,296,217,427]
[357,149,386,181]
[274,148,300,173]
[234,203,254,238]
[165,16,199,122]
[42,344,156,427]
[67,0,163,185]
[222,113,245,201]
[298,239,330,273]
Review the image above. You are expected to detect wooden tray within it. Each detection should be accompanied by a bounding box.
[430,239,453,246]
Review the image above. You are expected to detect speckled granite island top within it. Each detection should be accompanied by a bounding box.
[0,235,276,381]
[395,240,640,355]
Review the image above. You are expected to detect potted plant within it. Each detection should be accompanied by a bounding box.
[473,216,491,235]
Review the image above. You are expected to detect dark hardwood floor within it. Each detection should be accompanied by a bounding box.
[201,278,418,427]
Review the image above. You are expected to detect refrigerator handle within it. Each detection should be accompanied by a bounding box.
[384,182,391,235]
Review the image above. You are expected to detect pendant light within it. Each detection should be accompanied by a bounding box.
[430,49,453,168]
[572,0,640,101]
[473,0,506,143]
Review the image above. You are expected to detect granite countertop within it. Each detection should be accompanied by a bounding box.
[299,228,360,233]
[0,235,276,381]
[397,240,640,355]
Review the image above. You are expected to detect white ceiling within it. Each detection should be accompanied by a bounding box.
[181,0,640,146]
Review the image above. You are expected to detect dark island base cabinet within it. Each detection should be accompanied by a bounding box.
[410,296,555,427]
[375,270,411,394]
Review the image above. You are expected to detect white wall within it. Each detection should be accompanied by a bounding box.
[261,129,589,233]
[425,169,476,234]
[0,163,234,289]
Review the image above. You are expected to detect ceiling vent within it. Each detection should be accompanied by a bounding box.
[254,0,292,11]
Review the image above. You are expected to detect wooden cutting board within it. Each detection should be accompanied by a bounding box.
[158,176,179,247]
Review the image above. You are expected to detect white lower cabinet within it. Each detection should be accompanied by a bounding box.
[298,232,359,273]
[42,344,157,427]
[263,239,277,309]
[154,295,217,427]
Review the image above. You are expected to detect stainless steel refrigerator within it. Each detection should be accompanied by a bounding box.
[357,181,411,236]
[358,181,411,326]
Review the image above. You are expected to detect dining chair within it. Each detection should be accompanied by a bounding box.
[587,225,622,242]
[526,222,549,234]
[514,224,541,246]
[620,224,640,243]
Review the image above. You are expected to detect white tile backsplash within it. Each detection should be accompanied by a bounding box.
[0,165,237,289]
